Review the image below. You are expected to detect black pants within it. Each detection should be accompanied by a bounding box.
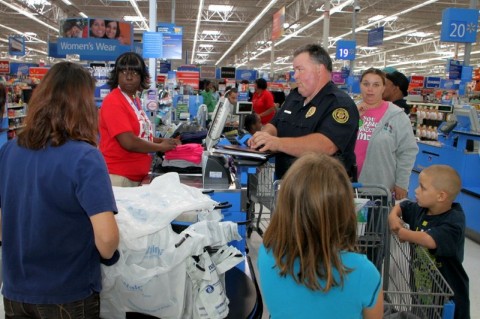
[4,293,100,319]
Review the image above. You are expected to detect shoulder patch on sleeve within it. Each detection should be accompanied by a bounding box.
[332,108,349,124]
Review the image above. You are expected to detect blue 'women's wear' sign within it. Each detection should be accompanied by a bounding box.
[440,8,479,43]
[56,38,132,61]
[336,40,356,61]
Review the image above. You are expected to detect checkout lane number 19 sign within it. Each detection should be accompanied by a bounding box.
[336,40,356,61]
[440,8,479,43]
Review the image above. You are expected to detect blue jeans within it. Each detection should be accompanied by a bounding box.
[4,293,100,319]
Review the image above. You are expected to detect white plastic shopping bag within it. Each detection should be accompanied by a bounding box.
[186,250,229,319]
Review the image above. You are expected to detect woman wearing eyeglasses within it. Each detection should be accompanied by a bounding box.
[99,52,180,187]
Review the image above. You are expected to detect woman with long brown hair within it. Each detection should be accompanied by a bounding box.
[0,62,119,318]
[258,153,383,318]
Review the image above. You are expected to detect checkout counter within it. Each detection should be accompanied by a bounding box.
[408,105,480,243]
[128,96,265,319]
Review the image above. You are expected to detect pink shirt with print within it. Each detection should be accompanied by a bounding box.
[355,101,389,177]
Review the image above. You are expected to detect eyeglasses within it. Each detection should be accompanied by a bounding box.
[120,70,140,77]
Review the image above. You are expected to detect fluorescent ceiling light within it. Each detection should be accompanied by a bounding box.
[409,31,432,37]
[217,0,279,66]
[61,0,72,5]
[384,29,417,41]
[208,5,233,12]
[368,15,385,23]
[24,32,37,36]
[0,0,58,32]
[79,11,87,18]
[123,15,145,22]
[24,0,50,5]
[129,0,148,30]
[202,30,221,35]
[191,0,205,64]
[199,44,214,48]
[385,16,398,22]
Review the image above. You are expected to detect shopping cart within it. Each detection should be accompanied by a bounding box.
[383,235,455,319]
[353,183,393,274]
[247,160,278,237]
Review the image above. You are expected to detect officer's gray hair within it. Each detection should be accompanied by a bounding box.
[293,44,332,73]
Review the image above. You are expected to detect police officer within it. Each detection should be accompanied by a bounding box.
[248,44,359,179]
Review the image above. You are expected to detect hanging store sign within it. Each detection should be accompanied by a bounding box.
[55,17,133,61]
[236,69,258,82]
[272,6,285,41]
[335,40,356,61]
[425,77,441,88]
[461,66,473,82]
[56,38,132,61]
[29,67,49,80]
[0,61,10,74]
[220,67,236,79]
[409,76,425,89]
[440,8,479,43]
[142,32,163,58]
[8,36,25,56]
[367,27,384,47]
[159,61,171,74]
[157,23,183,60]
[448,59,463,80]
[177,71,199,90]
[200,65,216,79]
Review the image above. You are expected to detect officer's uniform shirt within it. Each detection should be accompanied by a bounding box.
[270,82,359,179]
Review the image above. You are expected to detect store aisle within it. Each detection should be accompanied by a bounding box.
[247,232,480,319]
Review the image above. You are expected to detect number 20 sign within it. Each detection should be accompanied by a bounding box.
[440,8,479,43]
[335,40,356,61]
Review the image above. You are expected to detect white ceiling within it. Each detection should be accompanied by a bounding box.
[0,0,479,77]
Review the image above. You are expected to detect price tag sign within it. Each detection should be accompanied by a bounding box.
[440,8,479,43]
[335,40,356,61]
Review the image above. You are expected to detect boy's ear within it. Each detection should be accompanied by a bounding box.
[437,190,449,202]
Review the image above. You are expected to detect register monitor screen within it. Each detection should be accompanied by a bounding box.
[234,101,253,115]
[205,97,233,150]
[453,105,480,133]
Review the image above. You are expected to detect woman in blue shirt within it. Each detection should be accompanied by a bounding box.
[0,62,119,318]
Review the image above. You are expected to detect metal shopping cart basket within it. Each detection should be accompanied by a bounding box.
[383,235,455,319]
[247,160,279,237]
[353,183,393,274]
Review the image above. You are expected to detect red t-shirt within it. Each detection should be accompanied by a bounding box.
[252,90,275,125]
[99,88,152,182]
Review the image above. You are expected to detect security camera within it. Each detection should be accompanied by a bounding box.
[354,5,361,12]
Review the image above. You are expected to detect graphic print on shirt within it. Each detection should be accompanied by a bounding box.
[357,116,379,141]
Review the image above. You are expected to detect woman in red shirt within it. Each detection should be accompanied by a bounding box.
[252,78,276,125]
